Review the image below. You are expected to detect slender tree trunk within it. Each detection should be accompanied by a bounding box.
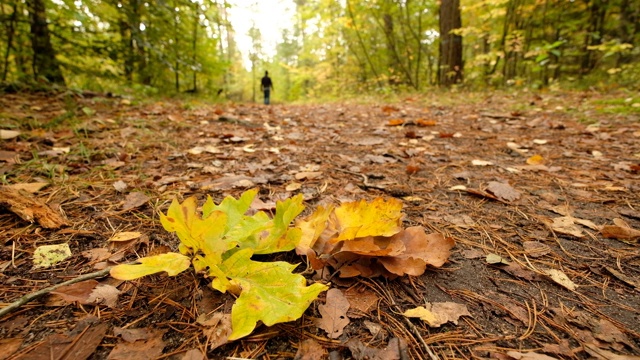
[346,0,382,86]
[438,0,463,86]
[192,1,198,92]
[581,0,607,74]
[26,0,65,85]
[2,3,18,81]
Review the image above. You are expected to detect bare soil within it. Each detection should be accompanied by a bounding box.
[1,90,639,359]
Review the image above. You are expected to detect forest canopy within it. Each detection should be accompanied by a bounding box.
[1,0,638,101]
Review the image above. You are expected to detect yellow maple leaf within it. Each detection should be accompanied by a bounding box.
[331,198,403,241]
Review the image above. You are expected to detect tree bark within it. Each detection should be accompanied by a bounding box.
[438,0,463,86]
[26,0,65,85]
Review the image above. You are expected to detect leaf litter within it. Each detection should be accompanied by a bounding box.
[0,92,639,359]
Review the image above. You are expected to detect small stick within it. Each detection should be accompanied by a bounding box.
[0,267,112,318]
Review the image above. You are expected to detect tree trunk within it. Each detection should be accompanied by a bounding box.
[26,0,65,85]
[438,0,463,86]
[2,3,18,81]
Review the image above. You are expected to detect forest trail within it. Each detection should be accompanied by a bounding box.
[1,91,639,359]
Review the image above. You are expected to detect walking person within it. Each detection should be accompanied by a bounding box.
[260,71,273,105]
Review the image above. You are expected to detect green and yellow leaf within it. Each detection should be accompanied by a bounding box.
[211,249,328,340]
[110,252,191,280]
[331,198,403,241]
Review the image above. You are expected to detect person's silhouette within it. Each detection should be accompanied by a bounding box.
[260,71,273,105]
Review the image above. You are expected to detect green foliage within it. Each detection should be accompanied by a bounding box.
[110,189,328,340]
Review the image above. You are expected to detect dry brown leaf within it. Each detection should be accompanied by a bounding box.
[363,320,388,340]
[4,182,49,193]
[0,129,20,140]
[0,338,23,360]
[339,235,406,257]
[87,284,120,308]
[113,327,153,342]
[523,241,551,257]
[486,181,521,202]
[197,312,232,350]
[546,216,585,238]
[316,288,350,339]
[51,280,99,303]
[294,339,325,360]
[109,231,142,242]
[20,316,107,360]
[343,287,379,317]
[295,171,323,180]
[507,350,557,360]
[583,343,640,360]
[545,269,577,291]
[378,227,455,276]
[601,221,640,242]
[108,328,166,360]
[121,192,150,211]
[403,302,471,327]
[346,338,405,360]
[180,349,205,360]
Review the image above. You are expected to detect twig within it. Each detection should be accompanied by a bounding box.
[0,267,112,318]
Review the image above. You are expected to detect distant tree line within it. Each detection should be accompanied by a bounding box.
[0,0,637,98]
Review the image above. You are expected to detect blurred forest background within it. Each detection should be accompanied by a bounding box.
[0,0,638,102]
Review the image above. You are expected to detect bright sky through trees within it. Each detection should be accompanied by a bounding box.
[227,0,296,69]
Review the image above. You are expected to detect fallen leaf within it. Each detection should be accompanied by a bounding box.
[403,302,471,327]
[343,287,379,317]
[386,119,404,126]
[180,349,205,360]
[378,228,455,276]
[113,180,128,192]
[110,252,191,280]
[197,312,232,350]
[486,253,510,265]
[295,171,323,180]
[0,338,23,360]
[545,216,585,238]
[346,338,405,360]
[52,280,120,308]
[601,221,640,243]
[316,288,350,338]
[109,231,142,242]
[4,182,49,193]
[472,159,493,166]
[526,154,545,165]
[108,328,166,360]
[486,181,521,202]
[87,284,121,308]
[363,320,388,340]
[286,182,302,191]
[523,241,551,257]
[121,192,150,211]
[0,129,21,140]
[416,119,437,126]
[545,269,577,291]
[33,243,72,268]
[583,343,640,360]
[331,198,403,241]
[294,339,325,360]
[507,350,558,360]
[20,316,107,360]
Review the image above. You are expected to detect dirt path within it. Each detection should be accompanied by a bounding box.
[1,91,639,359]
